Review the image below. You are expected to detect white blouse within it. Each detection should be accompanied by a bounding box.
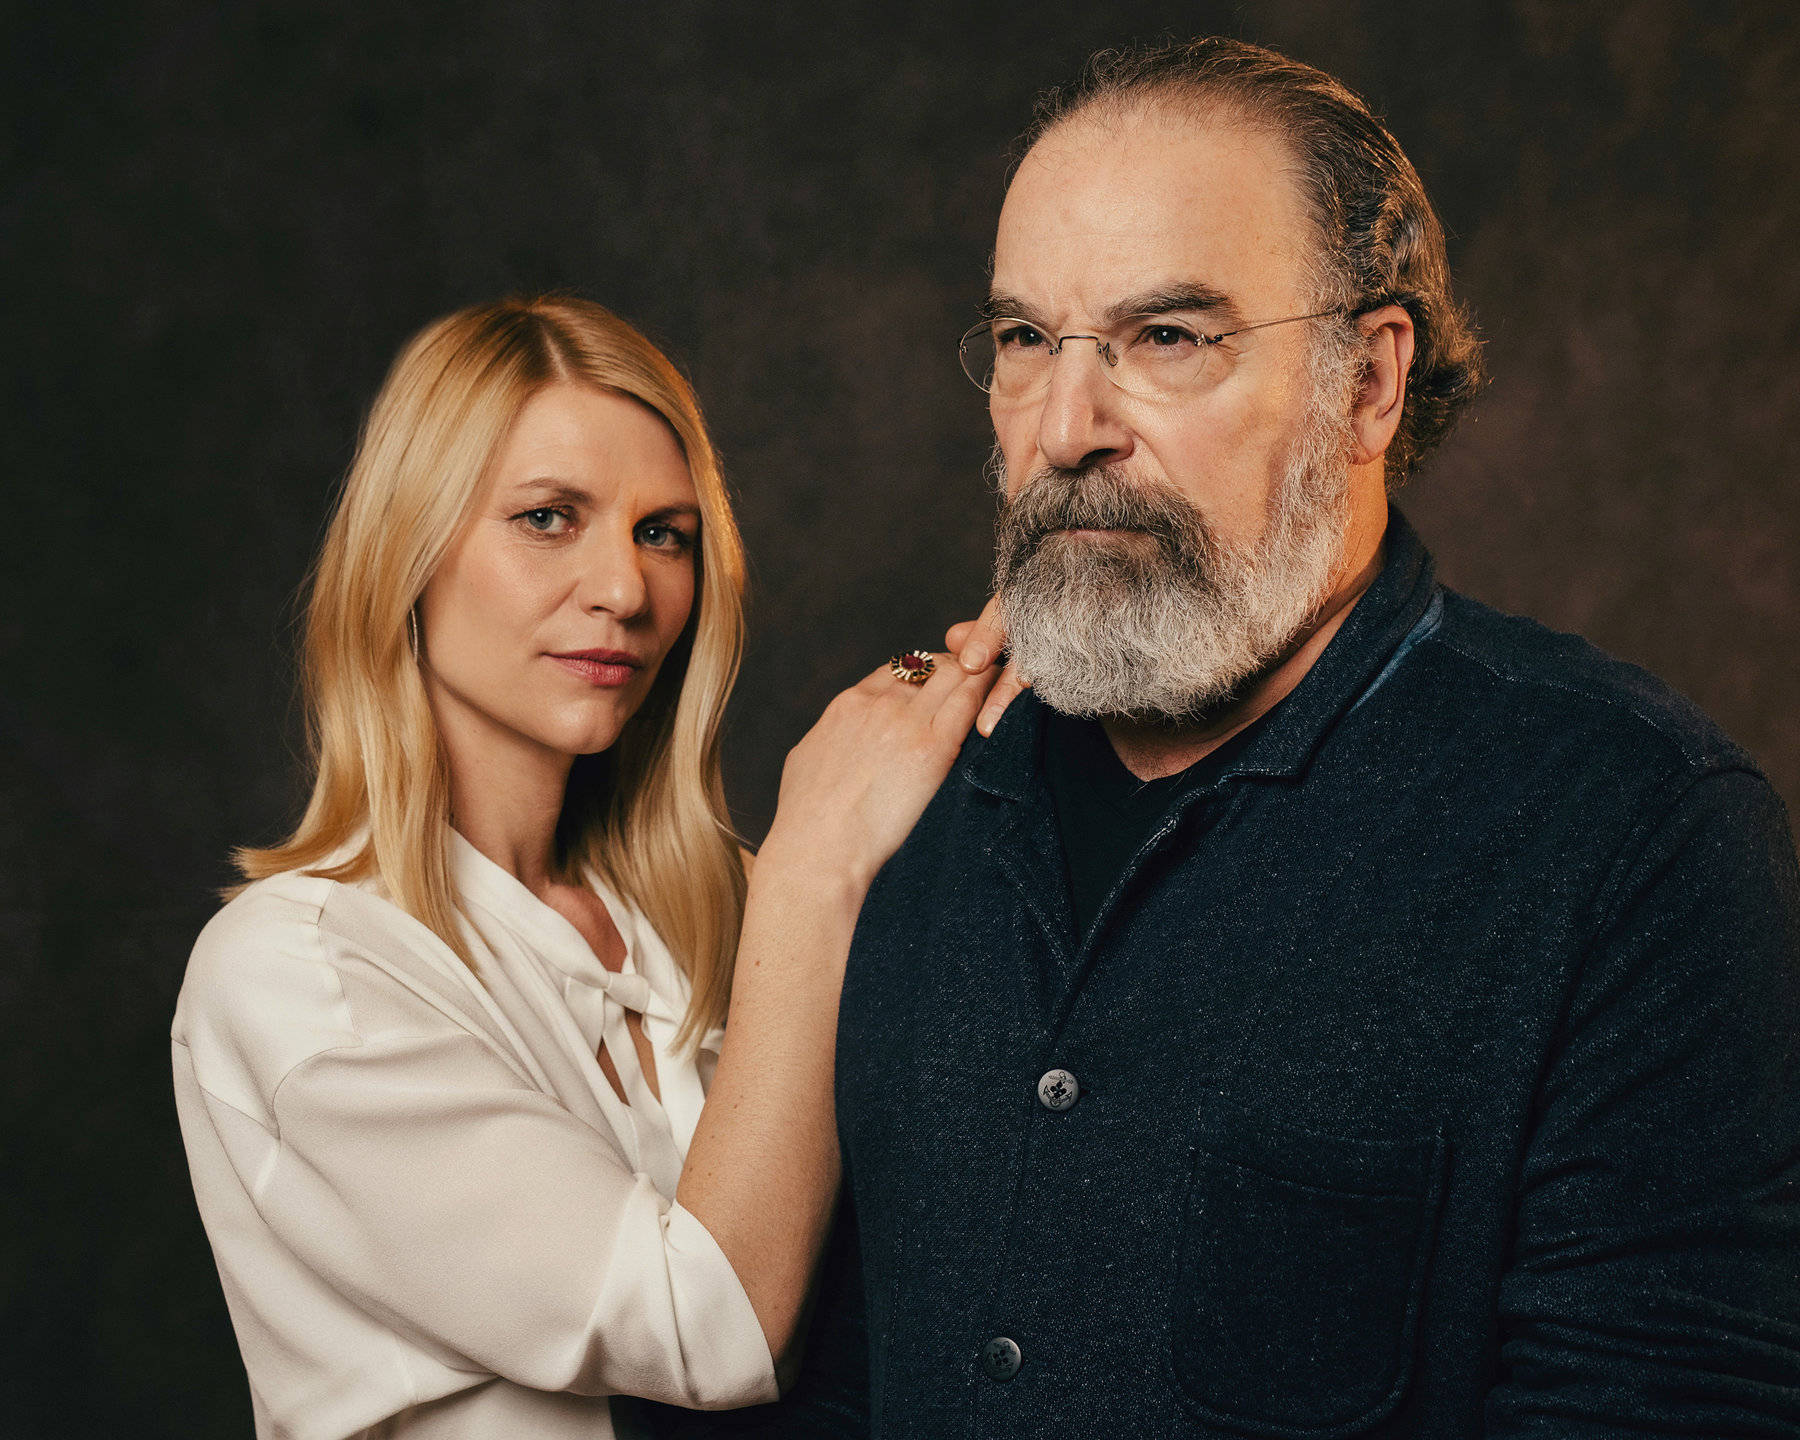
[171,832,777,1440]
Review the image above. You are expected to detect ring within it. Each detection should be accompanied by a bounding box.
[888,650,936,685]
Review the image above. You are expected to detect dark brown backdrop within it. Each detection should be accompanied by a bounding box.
[5,2,1797,1433]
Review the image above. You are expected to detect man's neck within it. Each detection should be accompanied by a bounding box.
[1100,541,1386,781]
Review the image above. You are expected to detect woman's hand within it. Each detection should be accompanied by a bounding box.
[760,652,999,891]
[694,651,998,1365]
[946,596,1028,737]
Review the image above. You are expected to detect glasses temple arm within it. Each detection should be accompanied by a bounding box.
[1212,307,1351,342]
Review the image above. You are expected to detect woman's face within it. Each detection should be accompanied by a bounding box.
[418,382,700,766]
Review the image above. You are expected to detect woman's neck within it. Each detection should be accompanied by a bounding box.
[432,689,574,896]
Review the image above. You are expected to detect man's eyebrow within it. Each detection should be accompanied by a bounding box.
[1101,286,1242,328]
[981,285,1245,329]
[981,293,1036,322]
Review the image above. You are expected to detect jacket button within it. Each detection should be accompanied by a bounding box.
[981,1336,1022,1381]
[1036,1068,1080,1112]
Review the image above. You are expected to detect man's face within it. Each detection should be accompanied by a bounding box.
[992,104,1326,547]
[989,104,1359,719]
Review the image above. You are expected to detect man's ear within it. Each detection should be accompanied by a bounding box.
[1348,304,1415,467]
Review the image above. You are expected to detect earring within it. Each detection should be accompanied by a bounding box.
[407,607,422,663]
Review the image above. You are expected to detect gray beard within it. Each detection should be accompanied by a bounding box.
[993,393,1354,722]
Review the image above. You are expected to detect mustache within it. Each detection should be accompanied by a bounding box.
[996,466,1224,576]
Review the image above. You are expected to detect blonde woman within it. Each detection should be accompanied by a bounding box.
[172,296,997,1439]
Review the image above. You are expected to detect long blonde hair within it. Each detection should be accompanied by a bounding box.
[238,297,747,1046]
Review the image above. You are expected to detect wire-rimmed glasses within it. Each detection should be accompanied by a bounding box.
[957,309,1345,403]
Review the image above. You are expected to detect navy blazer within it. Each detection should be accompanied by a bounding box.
[650,514,1800,1438]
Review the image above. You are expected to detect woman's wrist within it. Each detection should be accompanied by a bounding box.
[752,825,880,899]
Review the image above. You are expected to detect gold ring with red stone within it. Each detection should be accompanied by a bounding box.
[888,650,936,685]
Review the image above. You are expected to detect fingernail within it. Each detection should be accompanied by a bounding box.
[978,705,1000,736]
[961,642,993,672]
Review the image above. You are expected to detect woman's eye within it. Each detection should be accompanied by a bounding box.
[637,524,691,550]
[518,508,571,534]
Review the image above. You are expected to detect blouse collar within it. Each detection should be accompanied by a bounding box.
[448,829,683,1030]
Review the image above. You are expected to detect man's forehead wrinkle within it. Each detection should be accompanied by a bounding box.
[998,104,1317,321]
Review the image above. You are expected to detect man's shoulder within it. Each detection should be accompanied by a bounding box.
[1409,587,1758,782]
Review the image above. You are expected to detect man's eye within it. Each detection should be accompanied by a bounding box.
[1137,324,1197,348]
[518,508,571,534]
[996,324,1048,350]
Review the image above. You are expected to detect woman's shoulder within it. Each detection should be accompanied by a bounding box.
[182,869,341,1001]
[174,867,459,1126]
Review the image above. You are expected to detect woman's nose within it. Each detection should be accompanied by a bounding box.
[577,533,650,619]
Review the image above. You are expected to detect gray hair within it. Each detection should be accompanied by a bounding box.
[1020,36,1485,483]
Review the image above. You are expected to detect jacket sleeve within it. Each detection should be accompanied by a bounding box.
[1485,767,1800,1435]
[639,1194,872,1438]
[245,1025,779,1409]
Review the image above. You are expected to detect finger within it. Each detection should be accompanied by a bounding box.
[890,650,983,731]
[911,649,967,700]
[951,596,1007,673]
[976,660,1030,737]
[927,657,1004,742]
[853,662,901,696]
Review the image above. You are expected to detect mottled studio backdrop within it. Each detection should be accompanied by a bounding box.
[4,2,1797,1434]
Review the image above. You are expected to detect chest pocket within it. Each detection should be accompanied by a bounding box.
[1167,1113,1446,1438]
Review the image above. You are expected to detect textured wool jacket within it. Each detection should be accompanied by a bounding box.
[652,513,1800,1439]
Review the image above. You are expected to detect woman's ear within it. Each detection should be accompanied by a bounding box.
[1348,304,1415,467]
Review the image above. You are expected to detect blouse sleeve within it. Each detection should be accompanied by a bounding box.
[248,1026,778,1409]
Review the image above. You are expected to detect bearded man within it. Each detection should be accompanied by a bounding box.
[653,35,1800,1440]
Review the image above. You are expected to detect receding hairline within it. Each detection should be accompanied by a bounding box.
[1010,88,1316,219]
[994,92,1325,305]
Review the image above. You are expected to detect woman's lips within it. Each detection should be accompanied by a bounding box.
[546,650,641,688]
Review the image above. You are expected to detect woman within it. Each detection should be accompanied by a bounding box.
[172,296,999,1439]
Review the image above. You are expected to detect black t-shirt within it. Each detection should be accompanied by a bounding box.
[1043,708,1262,941]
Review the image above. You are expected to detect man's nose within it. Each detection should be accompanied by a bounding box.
[578,531,650,619]
[1034,338,1135,472]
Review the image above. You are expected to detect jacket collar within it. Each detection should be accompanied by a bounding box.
[964,508,1440,803]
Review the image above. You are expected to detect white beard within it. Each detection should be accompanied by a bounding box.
[993,372,1356,721]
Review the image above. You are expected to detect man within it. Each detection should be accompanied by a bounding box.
[658,34,1800,1438]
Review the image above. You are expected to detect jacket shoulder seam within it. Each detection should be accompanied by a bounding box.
[1421,628,1742,777]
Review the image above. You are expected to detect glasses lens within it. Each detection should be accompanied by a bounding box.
[961,318,1059,399]
[959,315,1228,400]
[1109,318,1218,399]
[958,321,998,392]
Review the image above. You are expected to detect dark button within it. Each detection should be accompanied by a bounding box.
[981,1336,1022,1381]
[1036,1068,1080,1112]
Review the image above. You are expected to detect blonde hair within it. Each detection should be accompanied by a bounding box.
[238,296,747,1047]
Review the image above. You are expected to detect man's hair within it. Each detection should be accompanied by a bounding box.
[1022,36,1485,482]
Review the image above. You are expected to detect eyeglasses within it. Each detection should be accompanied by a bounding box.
[957,308,1345,403]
